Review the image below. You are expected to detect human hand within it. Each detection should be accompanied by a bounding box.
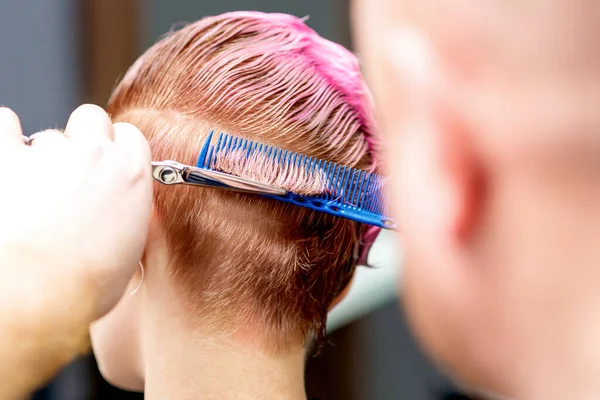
[0,104,152,322]
[0,105,152,397]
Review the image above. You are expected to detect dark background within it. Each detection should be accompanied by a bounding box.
[0,0,471,398]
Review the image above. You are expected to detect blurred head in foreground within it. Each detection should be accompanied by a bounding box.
[353,0,600,398]
[89,11,377,399]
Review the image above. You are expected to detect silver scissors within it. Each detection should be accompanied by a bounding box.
[22,135,284,195]
[150,160,285,195]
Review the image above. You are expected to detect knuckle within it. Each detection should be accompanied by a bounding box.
[80,140,109,165]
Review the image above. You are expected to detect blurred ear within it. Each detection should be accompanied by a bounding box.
[436,105,484,242]
[382,31,490,383]
[386,28,484,259]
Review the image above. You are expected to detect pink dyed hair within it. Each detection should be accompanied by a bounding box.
[109,11,380,348]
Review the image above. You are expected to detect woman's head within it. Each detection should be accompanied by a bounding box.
[91,11,377,390]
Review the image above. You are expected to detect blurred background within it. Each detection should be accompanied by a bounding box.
[0,0,470,399]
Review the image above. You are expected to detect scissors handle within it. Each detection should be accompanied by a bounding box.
[151,160,286,196]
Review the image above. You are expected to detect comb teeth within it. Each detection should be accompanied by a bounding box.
[196,133,394,229]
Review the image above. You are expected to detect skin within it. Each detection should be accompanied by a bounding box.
[0,105,153,399]
[91,213,353,400]
[353,0,600,398]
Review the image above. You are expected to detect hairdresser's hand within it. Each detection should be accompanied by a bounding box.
[0,105,152,398]
[0,104,152,319]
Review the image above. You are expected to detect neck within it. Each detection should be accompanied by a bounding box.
[143,339,307,400]
[139,268,307,400]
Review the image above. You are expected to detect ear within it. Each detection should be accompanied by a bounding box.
[394,100,483,267]
[146,205,163,249]
[127,205,164,291]
[384,28,484,258]
[436,104,484,241]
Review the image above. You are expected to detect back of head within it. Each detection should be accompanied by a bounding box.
[354,0,600,398]
[108,12,377,349]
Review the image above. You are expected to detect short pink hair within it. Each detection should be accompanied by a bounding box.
[109,11,379,349]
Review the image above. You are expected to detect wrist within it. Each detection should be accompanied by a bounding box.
[0,251,93,398]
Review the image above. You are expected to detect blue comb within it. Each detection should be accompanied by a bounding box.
[151,131,396,230]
